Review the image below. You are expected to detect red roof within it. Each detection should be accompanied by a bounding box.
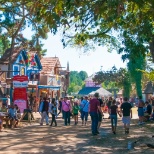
[40,57,61,75]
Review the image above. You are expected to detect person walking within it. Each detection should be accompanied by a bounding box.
[39,97,49,126]
[138,98,145,125]
[120,97,132,134]
[90,93,103,135]
[109,99,118,134]
[57,98,63,116]
[97,97,103,132]
[50,98,57,127]
[72,98,80,125]
[107,97,112,119]
[62,96,71,126]
[80,96,89,126]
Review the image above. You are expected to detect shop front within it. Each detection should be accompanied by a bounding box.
[38,85,61,100]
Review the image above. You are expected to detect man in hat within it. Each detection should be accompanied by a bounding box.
[90,93,103,135]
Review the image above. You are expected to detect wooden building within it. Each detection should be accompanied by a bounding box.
[39,57,69,99]
[0,48,42,100]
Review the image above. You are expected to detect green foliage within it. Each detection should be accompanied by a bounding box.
[102,81,117,90]
[0,35,10,56]
[67,70,88,94]
[0,1,51,57]
[93,67,131,98]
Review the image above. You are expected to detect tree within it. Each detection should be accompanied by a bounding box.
[0,35,10,56]
[118,32,146,97]
[93,67,131,98]
[67,70,88,94]
[79,71,88,81]
[0,1,52,77]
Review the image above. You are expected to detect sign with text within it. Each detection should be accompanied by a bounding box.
[13,88,27,113]
[13,75,28,87]
[13,76,28,112]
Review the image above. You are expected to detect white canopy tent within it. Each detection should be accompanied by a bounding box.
[89,87,112,97]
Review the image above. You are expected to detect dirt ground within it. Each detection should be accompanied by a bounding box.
[0,108,154,154]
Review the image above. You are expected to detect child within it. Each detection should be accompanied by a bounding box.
[73,99,80,125]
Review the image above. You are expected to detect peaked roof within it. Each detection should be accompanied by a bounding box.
[89,87,112,96]
[0,47,22,64]
[0,48,42,70]
[78,87,100,95]
[40,57,61,75]
[78,87,112,96]
[85,74,95,82]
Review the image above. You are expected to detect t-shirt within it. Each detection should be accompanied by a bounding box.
[62,101,70,112]
[73,105,80,114]
[8,108,17,117]
[120,102,132,116]
[98,99,103,107]
[51,105,57,115]
[110,105,118,115]
[107,101,112,108]
[80,100,89,112]
[90,98,100,113]
[147,104,152,115]
[98,99,103,114]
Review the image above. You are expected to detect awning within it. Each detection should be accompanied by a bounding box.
[38,85,61,90]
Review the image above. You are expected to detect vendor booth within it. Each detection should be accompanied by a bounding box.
[38,85,61,99]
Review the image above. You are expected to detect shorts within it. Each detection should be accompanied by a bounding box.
[0,119,2,125]
[138,108,144,116]
[73,113,78,116]
[122,116,131,124]
[98,113,102,122]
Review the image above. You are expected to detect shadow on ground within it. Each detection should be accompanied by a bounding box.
[0,114,154,154]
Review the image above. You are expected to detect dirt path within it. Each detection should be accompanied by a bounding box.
[0,110,154,154]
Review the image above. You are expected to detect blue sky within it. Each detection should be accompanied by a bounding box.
[23,29,126,76]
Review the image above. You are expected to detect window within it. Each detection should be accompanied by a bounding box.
[21,67,25,75]
[13,65,19,76]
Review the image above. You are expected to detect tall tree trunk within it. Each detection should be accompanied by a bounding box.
[7,37,15,78]
[149,36,154,62]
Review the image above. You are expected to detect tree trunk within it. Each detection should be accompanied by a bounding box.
[149,36,154,62]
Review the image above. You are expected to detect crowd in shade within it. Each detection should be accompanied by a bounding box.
[37,93,154,136]
[0,93,154,135]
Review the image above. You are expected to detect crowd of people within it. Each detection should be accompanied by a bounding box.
[1,93,154,135]
[38,93,154,136]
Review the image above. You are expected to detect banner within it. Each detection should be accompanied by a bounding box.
[13,88,27,113]
[13,75,28,113]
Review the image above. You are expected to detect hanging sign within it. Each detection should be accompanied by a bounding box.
[13,75,28,87]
